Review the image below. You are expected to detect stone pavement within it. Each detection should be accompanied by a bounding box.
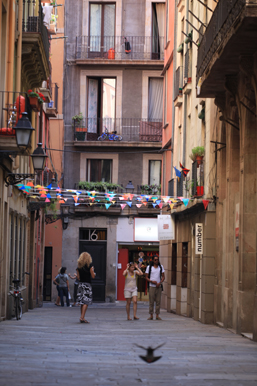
[0,302,257,386]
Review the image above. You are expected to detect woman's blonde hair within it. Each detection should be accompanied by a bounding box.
[77,252,92,268]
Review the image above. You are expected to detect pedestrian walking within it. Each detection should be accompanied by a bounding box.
[76,252,95,323]
[54,267,61,306]
[123,262,143,320]
[54,267,70,307]
[68,271,79,306]
[145,255,165,320]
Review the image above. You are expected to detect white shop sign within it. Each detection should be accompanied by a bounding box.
[195,223,203,254]
[134,217,158,242]
[158,215,175,241]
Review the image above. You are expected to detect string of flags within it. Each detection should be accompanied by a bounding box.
[15,181,210,211]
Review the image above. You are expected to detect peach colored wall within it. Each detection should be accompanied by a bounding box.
[45,219,63,279]
[162,0,174,195]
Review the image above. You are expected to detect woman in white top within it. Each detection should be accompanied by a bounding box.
[123,262,143,320]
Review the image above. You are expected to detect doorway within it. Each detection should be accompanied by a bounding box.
[43,247,52,301]
[79,228,107,302]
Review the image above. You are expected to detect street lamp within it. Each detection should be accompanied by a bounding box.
[31,143,47,172]
[125,180,134,193]
[61,203,70,230]
[15,112,35,150]
[4,143,47,186]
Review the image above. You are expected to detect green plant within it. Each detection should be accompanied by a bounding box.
[44,200,58,220]
[27,90,45,104]
[189,146,205,161]
[140,184,161,195]
[78,181,123,192]
[72,112,83,124]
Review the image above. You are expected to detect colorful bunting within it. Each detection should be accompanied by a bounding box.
[182,198,189,207]
[202,200,209,210]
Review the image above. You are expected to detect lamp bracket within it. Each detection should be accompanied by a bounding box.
[5,173,35,187]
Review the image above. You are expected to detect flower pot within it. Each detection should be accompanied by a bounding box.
[75,132,86,141]
[29,96,41,112]
[196,186,204,196]
[196,155,203,167]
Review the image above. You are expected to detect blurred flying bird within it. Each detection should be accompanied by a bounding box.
[135,343,165,363]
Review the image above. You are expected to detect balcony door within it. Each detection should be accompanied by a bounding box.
[89,3,115,58]
[87,77,116,134]
[152,3,165,59]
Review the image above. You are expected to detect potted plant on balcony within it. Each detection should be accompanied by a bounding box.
[189,146,205,167]
[28,90,45,112]
[72,113,87,141]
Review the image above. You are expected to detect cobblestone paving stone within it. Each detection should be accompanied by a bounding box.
[0,302,257,386]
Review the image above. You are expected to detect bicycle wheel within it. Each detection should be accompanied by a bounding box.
[98,133,107,141]
[15,297,22,320]
[114,135,122,141]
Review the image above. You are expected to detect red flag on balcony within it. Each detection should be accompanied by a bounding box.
[202,200,209,210]
[179,162,190,177]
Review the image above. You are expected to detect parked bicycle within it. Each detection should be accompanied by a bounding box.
[9,272,30,320]
[97,126,122,141]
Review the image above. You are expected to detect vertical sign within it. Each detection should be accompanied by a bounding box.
[235,203,239,252]
[195,223,203,254]
[158,215,175,240]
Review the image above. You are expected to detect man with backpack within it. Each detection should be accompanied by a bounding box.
[145,255,165,320]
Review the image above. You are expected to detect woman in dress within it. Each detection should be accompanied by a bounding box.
[123,262,143,320]
[76,252,95,323]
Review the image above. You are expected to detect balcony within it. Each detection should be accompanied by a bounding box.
[44,83,59,118]
[22,0,50,88]
[73,118,162,145]
[196,0,257,98]
[0,91,32,153]
[174,66,183,106]
[75,36,164,64]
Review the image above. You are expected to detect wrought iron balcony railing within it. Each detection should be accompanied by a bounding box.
[73,118,162,143]
[75,36,164,61]
[197,0,245,82]
[0,91,32,138]
[22,0,50,63]
[174,66,183,100]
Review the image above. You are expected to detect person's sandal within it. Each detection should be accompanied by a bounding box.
[156,316,162,320]
[134,316,139,320]
[147,316,153,320]
[80,319,89,323]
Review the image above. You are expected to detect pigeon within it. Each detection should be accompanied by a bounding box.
[135,343,165,363]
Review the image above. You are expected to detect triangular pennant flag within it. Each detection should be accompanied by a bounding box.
[47,183,52,189]
[59,200,65,204]
[143,201,148,206]
[156,200,161,206]
[169,204,174,210]
[202,200,209,210]
[152,203,157,208]
[47,193,51,199]
[158,203,163,209]
[119,196,125,201]
[182,198,189,207]
[136,204,142,208]
[45,198,50,202]
[105,204,111,210]
[120,203,126,210]
[126,201,132,208]
[162,196,170,203]
[40,194,47,198]
[18,185,25,190]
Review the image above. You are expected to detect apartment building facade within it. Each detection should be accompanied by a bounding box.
[62,0,165,302]
[197,0,257,340]
[0,0,58,319]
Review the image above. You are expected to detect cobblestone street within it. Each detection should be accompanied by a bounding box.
[0,303,257,386]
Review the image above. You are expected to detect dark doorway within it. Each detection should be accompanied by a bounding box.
[43,247,52,301]
[79,241,107,302]
[182,242,188,288]
[172,243,177,285]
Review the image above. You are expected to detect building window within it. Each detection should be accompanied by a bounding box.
[149,160,161,185]
[87,159,112,182]
[152,3,165,59]
[87,77,116,133]
[148,78,163,121]
[89,3,115,54]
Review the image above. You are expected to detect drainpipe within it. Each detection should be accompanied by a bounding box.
[13,0,23,172]
[171,0,177,182]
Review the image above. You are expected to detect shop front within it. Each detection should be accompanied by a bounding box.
[116,217,159,301]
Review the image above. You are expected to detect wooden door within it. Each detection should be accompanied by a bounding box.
[117,249,129,301]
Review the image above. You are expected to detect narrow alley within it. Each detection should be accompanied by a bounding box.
[0,303,256,386]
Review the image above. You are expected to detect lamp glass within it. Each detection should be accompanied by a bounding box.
[15,128,33,149]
